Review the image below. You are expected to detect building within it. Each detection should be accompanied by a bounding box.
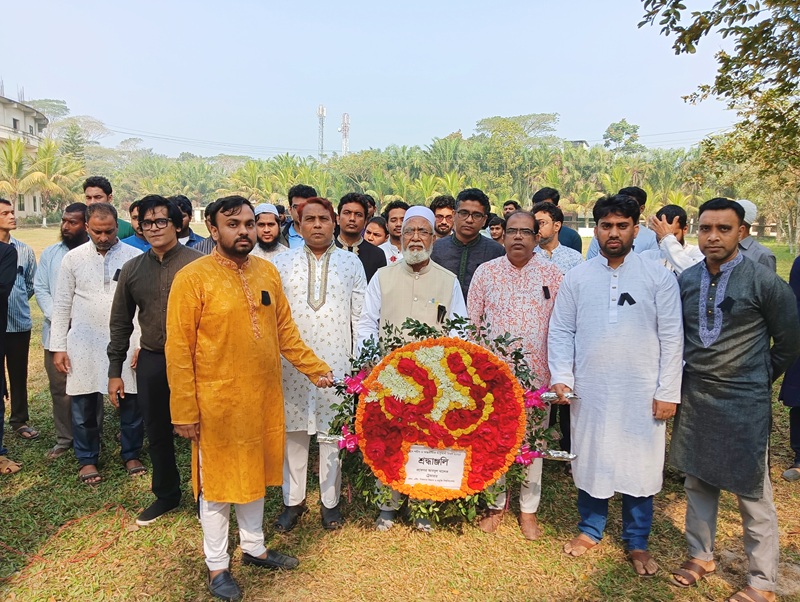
[0,95,49,217]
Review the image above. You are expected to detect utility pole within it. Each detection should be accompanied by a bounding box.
[317,104,326,161]
[339,113,350,156]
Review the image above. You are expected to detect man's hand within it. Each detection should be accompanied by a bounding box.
[108,378,125,409]
[648,215,677,243]
[131,348,140,370]
[652,400,677,421]
[550,383,573,405]
[53,351,71,374]
[175,423,200,441]
[315,371,335,388]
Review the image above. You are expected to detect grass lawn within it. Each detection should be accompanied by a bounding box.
[0,229,798,601]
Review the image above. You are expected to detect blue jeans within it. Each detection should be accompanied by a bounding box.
[577,489,654,551]
[72,393,143,466]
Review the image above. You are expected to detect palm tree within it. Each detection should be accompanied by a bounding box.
[413,173,440,204]
[24,139,84,213]
[438,171,465,198]
[0,139,31,201]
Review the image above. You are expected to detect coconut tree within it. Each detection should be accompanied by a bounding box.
[0,139,31,200]
[413,173,440,204]
[23,139,84,213]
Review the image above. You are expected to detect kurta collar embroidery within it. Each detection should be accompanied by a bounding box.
[337,235,362,254]
[699,253,744,348]
[212,248,261,339]
[304,242,336,311]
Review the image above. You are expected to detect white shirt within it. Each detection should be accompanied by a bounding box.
[378,240,403,265]
[640,234,704,275]
[548,252,683,498]
[50,241,142,396]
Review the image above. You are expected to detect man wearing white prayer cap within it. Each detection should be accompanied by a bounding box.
[734,200,776,272]
[356,203,467,533]
[250,203,289,262]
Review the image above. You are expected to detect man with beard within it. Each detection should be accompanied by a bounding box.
[643,205,704,274]
[431,188,505,301]
[108,195,203,526]
[35,203,91,459]
[171,195,208,250]
[166,196,334,601]
[356,206,466,531]
[273,197,366,532]
[429,195,455,239]
[468,211,563,540]
[502,200,521,217]
[250,203,289,262]
[334,193,385,282]
[548,195,683,577]
[378,200,409,264]
[51,203,145,485]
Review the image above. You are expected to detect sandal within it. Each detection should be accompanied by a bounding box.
[46,446,70,460]
[563,533,599,557]
[79,468,102,486]
[670,558,716,588]
[0,457,22,474]
[14,426,39,440]
[628,549,659,577]
[725,585,774,602]
[274,503,307,532]
[321,504,343,530]
[125,460,147,477]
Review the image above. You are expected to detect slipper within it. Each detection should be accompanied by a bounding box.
[14,426,39,440]
[563,533,599,557]
[125,460,147,477]
[670,559,716,588]
[321,504,343,530]
[46,446,70,460]
[725,585,773,602]
[0,457,22,474]
[782,466,800,482]
[628,549,659,577]
[79,470,102,485]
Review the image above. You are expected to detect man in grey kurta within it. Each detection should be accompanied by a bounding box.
[669,198,800,601]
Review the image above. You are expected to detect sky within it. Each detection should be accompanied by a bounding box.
[1,1,736,158]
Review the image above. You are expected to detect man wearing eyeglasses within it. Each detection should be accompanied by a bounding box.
[431,188,505,300]
[108,195,203,525]
[283,184,318,249]
[357,206,466,532]
[468,211,564,540]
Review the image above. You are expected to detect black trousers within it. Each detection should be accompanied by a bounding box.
[5,330,31,430]
[791,407,800,466]
[548,403,571,453]
[137,349,181,504]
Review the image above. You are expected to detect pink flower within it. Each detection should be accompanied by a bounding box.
[523,386,548,410]
[390,255,397,263]
[344,370,367,395]
[338,424,359,453]
[514,444,543,466]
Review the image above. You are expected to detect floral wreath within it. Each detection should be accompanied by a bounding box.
[355,337,525,502]
[331,318,557,524]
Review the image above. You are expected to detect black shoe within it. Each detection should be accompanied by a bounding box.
[242,550,299,570]
[136,499,180,526]
[208,570,242,601]
[273,503,307,532]
[321,503,343,530]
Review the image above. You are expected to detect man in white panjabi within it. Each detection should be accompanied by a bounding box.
[356,206,467,532]
[548,195,683,577]
[50,203,143,485]
[272,197,366,532]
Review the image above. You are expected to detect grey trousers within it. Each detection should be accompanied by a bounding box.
[43,350,71,449]
[684,469,779,592]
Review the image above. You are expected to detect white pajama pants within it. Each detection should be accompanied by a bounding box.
[282,431,342,509]
[199,495,267,571]
[488,458,544,513]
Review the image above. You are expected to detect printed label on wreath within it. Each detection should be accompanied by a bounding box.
[404,446,466,490]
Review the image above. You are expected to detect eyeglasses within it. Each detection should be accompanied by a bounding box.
[505,227,536,238]
[140,218,171,230]
[402,228,433,239]
[456,210,486,221]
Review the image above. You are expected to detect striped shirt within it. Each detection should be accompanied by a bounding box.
[7,236,36,332]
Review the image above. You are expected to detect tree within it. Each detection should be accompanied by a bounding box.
[0,139,30,199]
[475,113,560,146]
[26,99,70,122]
[60,122,87,166]
[603,119,646,154]
[24,139,83,213]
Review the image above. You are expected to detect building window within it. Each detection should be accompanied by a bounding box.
[33,196,39,213]
[29,125,34,135]
[17,195,25,212]
[12,118,20,130]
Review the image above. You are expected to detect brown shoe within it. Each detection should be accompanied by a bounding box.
[519,512,542,540]
[477,509,504,533]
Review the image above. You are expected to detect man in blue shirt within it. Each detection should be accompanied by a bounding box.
[0,199,38,441]
[282,184,317,249]
[121,200,151,252]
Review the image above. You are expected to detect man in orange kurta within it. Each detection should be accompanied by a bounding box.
[166,196,332,602]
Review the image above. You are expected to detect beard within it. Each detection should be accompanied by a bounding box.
[404,248,431,266]
[257,238,280,252]
[61,230,87,250]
